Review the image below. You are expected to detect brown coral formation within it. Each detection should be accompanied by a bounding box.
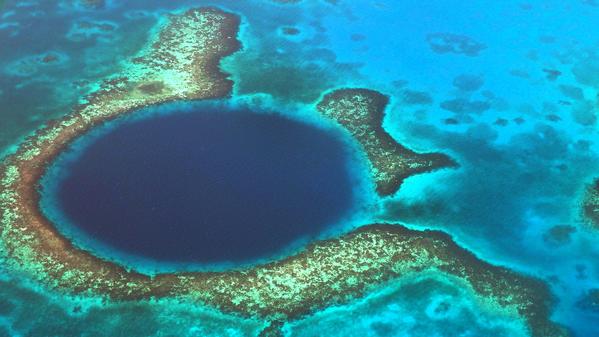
[317,88,457,196]
[583,179,599,228]
[78,0,106,9]
[0,6,567,337]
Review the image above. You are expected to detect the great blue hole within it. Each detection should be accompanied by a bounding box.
[42,106,357,265]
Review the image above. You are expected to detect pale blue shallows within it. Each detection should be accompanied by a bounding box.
[0,0,598,336]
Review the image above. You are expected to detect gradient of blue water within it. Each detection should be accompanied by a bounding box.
[43,106,356,264]
[320,2,599,335]
[1,0,599,336]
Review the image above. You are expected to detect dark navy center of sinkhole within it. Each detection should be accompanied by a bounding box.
[50,108,356,264]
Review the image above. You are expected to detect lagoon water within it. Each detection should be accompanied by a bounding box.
[43,107,356,264]
[1,0,599,336]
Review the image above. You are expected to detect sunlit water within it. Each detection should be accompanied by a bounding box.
[1,1,598,336]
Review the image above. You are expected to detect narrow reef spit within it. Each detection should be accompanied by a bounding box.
[583,179,599,228]
[0,6,567,337]
[317,88,457,196]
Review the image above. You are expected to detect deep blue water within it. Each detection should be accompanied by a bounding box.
[48,107,355,263]
[2,0,599,336]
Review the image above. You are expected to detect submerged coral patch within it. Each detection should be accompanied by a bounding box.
[578,289,599,312]
[66,19,117,42]
[583,179,599,228]
[317,88,457,196]
[4,51,70,77]
[426,32,487,57]
[223,22,363,103]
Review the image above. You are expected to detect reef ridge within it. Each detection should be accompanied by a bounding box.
[583,179,599,228]
[317,88,457,196]
[0,6,567,337]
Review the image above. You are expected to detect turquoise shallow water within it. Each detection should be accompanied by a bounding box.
[1,0,599,336]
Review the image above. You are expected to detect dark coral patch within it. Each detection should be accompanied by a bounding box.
[583,179,599,228]
[426,33,486,56]
[281,26,300,36]
[79,0,106,9]
[231,48,362,103]
[543,225,576,245]
[452,74,485,92]
[136,81,165,95]
[577,289,599,312]
[401,89,433,105]
[440,98,491,114]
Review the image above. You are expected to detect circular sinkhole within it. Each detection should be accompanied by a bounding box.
[40,104,362,268]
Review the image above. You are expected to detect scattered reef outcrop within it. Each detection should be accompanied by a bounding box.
[317,88,457,196]
[0,6,567,337]
[583,179,599,228]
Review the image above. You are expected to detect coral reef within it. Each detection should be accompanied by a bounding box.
[271,0,302,4]
[67,19,117,42]
[583,179,599,228]
[426,32,487,57]
[0,2,241,306]
[77,0,106,10]
[0,6,566,337]
[578,289,599,312]
[317,88,457,196]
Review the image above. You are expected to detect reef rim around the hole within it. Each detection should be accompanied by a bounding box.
[0,6,568,337]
